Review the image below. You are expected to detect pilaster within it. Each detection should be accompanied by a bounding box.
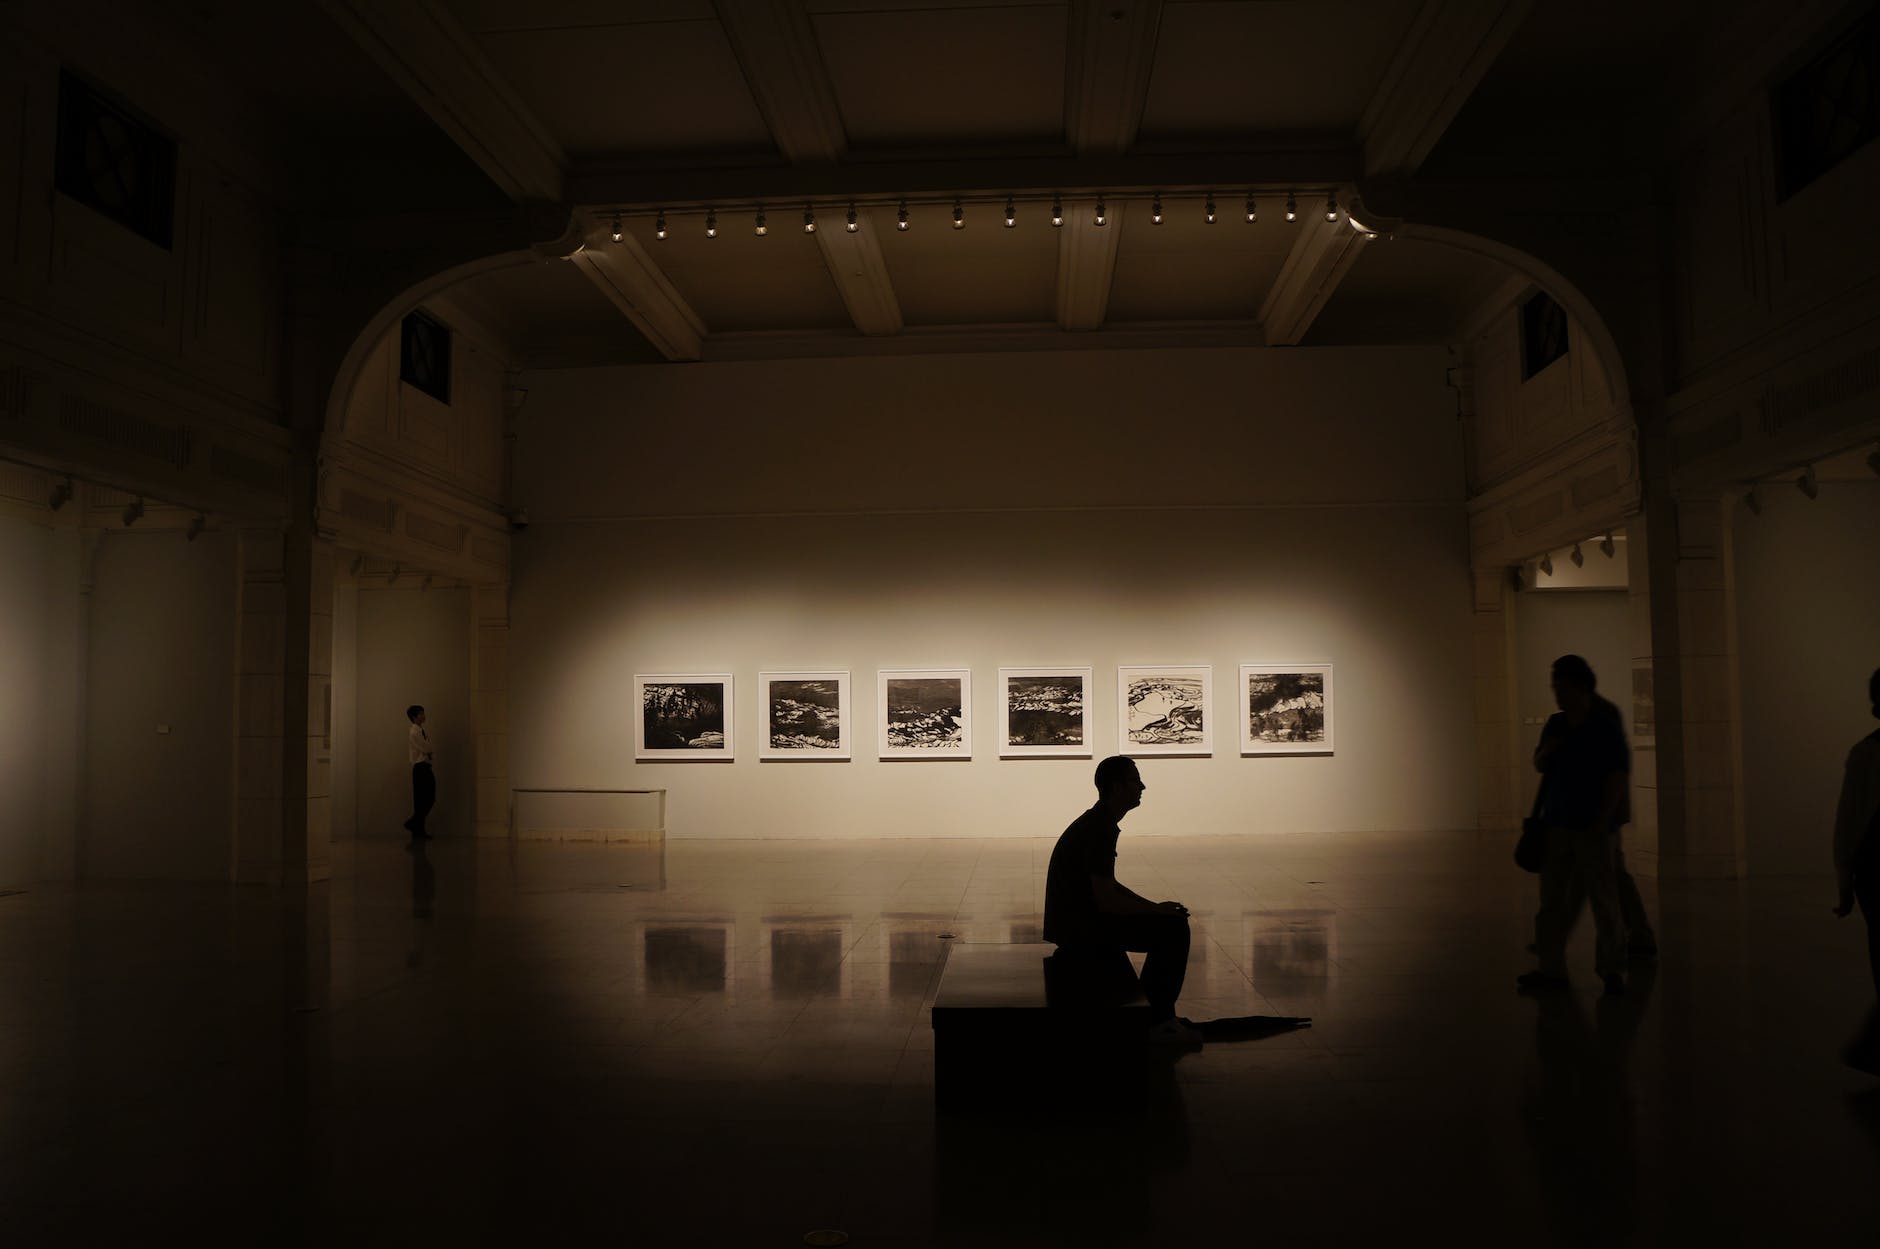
[472,583,509,837]
[1471,566,1523,830]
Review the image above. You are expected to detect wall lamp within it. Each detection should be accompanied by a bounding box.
[121,496,144,527]
[1599,531,1616,558]
[1538,552,1554,577]
[49,477,73,511]
[185,514,205,542]
[1797,463,1819,500]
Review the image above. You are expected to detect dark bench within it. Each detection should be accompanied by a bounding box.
[930,942,1152,1112]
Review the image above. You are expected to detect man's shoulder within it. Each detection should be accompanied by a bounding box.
[1061,804,1112,836]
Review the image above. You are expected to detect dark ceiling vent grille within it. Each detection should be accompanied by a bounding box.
[1776,8,1880,199]
[59,395,191,468]
[400,311,452,404]
[1520,291,1569,381]
[54,70,176,249]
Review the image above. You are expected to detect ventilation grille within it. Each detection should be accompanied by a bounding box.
[405,512,466,554]
[1768,346,1880,429]
[59,395,190,468]
[338,489,396,531]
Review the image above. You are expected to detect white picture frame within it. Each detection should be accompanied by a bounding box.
[997,667,1093,758]
[634,673,735,761]
[1239,664,1334,756]
[878,668,972,760]
[758,670,852,761]
[1118,665,1212,757]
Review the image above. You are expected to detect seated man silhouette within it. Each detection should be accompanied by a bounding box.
[1043,755,1200,1044]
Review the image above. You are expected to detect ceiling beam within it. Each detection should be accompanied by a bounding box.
[714,1,847,164]
[715,0,904,336]
[1056,201,1127,331]
[1065,0,1164,156]
[1358,0,1533,179]
[569,150,1360,211]
[319,0,567,202]
[1258,213,1370,346]
[569,235,706,363]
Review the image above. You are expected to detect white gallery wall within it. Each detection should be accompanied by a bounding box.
[1733,480,1880,876]
[353,586,473,838]
[81,528,237,879]
[510,346,1478,839]
[332,580,359,840]
[0,513,80,885]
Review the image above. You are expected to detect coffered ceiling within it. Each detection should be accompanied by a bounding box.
[270,1,1714,364]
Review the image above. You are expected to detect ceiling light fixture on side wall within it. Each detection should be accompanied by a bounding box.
[185,514,205,542]
[953,200,964,229]
[1600,531,1616,558]
[1051,195,1063,227]
[1004,197,1015,228]
[705,210,716,238]
[1869,445,1880,476]
[1324,192,1339,223]
[896,202,907,231]
[49,477,73,510]
[122,496,143,527]
[654,211,666,240]
[610,213,622,242]
[803,205,816,234]
[1744,488,1762,515]
[1151,194,1162,224]
[1285,192,1297,222]
[1245,193,1257,223]
[754,207,767,236]
[1569,542,1584,567]
[1538,552,1553,577]
[1205,194,1216,224]
[1093,197,1106,226]
[1798,463,1819,499]
[847,203,859,233]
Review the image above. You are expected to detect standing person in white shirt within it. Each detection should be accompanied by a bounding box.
[405,704,436,840]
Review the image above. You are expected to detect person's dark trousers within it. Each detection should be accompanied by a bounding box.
[1089,913,1191,1022]
[410,761,436,836]
[1857,839,1880,1005]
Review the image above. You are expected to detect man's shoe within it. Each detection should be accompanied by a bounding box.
[1148,1017,1204,1045]
[1601,972,1626,996]
[1516,970,1569,992]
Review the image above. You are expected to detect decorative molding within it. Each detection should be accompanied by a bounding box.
[814,217,903,337]
[404,510,468,555]
[58,394,192,469]
[1468,426,1641,566]
[702,318,1267,362]
[317,447,508,583]
[1065,0,1163,157]
[1056,200,1126,331]
[1258,211,1369,346]
[1359,0,1533,178]
[714,0,847,164]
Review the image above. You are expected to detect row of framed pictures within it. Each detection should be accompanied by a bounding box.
[634,664,1333,762]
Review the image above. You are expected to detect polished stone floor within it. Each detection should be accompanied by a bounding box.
[1,831,1874,1246]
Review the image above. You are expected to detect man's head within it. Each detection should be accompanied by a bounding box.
[1094,755,1145,816]
[1549,655,1596,716]
[407,704,425,725]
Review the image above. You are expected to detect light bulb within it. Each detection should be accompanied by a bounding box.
[1285,193,1297,223]
[754,209,767,236]
[610,213,622,242]
[1538,553,1553,577]
[846,204,859,233]
[1570,542,1584,567]
[1051,197,1063,227]
[953,200,964,230]
[896,202,908,231]
[1151,195,1162,225]
[1004,198,1015,228]
[1205,196,1216,224]
[803,206,816,234]
[1094,197,1106,226]
[654,211,666,240]
[705,210,717,238]
[1245,194,1257,223]
[1324,192,1339,223]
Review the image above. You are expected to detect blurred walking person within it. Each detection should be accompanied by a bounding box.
[1833,667,1880,1074]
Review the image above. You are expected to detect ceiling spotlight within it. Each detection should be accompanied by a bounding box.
[186,514,205,543]
[654,211,667,241]
[803,205,816,234]
[1599,531,1616,558]
[1094,197,1107,227]
[1205,195,1217,224]
[953,200,965,230]
[847,203,859,233]
[705,210,717,238]
[1151,194,1163,225]
[1509,566,1526,593]
[48,477,73,511]
[1538,552,1554,577]
[1324,192,1339,223]
[1869,446,1880,477]
[421,575,433,591]
[1745,488,1763,516]
[1004,198,1016,228]
[754,207,767,236]
[388,565,402,586]
[1569,542,1584,568]
[1245,193,1257,223]
[349,556,365,576]
[1051,196,1063,227]
[1285,193,1298,223]
[121,496,144,527]
[1798,463,1819,499]
[896,202,908,231]
[610,213,622,243]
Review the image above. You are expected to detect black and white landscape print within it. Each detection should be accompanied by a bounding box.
[635,674,734,760]
[760,671,850,760]
[878,670,972,759]
[999,668,1091,757]
[1240,664,1334,755]
[1119,666,1211,756]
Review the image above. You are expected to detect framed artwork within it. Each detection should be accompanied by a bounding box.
[758,671,852,761]
[1118,666,1212,756]
[1239,664,1333,755]
[634,673,734,761]
[878,669,972,759]
[997,667,1093,758]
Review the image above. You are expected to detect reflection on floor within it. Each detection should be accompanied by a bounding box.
[0,833,1875,1245]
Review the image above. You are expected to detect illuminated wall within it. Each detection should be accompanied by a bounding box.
[0,514,79,885]
[509,346,1479,839]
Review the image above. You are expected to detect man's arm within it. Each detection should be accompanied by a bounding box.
[1091,874,1185,916]
[1532,716,1563,772]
